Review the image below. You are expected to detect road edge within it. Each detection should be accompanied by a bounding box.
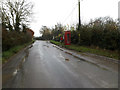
[51,42,119,73]
[2,43,33,68]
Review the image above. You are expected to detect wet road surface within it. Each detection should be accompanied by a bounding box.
[3,41,118,88]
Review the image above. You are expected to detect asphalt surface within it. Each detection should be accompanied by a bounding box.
[2,41,118,88]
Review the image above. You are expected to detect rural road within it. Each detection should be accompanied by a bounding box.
[2,41,118,88]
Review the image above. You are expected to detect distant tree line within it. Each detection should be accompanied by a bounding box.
[40,17,120,51]
[1,0,34,51]
[40,23,64,41]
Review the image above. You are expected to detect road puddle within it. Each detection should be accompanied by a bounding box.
[65,58,69,61]
[3,45,31,87]
[12,57,26,76]
[13,69,18,76]
[17,51,29,71]
[4,49,29,82]
[22,58,26,63]
[43,45,49,48]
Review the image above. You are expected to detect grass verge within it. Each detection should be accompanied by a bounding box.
[50,40,119,60]
[2,40,35,64]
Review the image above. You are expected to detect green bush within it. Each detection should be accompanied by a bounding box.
[71,31,79,44]
[2,30,32,52]
[75,17,120,51]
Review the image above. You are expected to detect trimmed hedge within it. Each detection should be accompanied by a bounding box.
[71,17,120,51]
[2,30,32,51]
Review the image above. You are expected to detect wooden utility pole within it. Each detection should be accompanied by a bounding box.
[78,0,81,30]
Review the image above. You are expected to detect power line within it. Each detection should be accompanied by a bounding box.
[62,4,78,24]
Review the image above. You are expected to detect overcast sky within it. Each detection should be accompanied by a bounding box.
[29,0,120,37]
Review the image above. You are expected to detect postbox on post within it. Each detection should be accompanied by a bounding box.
[64,31,71,45]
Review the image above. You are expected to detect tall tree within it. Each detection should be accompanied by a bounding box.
[40,26,52,40]
[1,0,33,31]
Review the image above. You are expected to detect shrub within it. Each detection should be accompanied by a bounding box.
[2,30,33,52]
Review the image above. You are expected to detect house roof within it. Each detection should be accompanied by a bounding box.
[26,28,34,36]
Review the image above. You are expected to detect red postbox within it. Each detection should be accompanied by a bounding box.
[64,31,71,45]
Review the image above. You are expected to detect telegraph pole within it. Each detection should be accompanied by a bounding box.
[78,0,81,30]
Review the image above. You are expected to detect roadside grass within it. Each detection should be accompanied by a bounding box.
[2,40,34,64]
[50,40,119,60]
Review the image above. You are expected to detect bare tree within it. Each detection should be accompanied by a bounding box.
[1,0,33,31]
[40,26,52,40]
